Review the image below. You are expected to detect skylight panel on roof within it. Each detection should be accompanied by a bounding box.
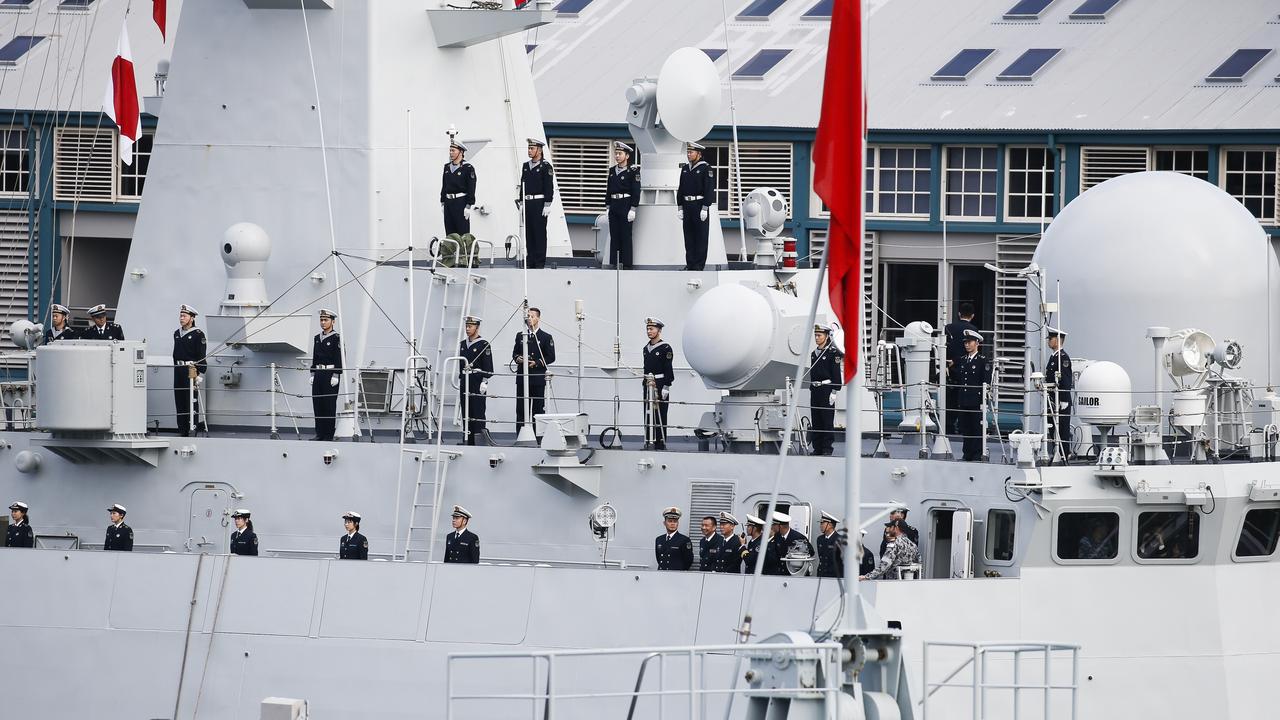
[997,48,1060,81]
[733,49,790,78]
[1069,0,1121,20]
[1207,49,1272,82]
[0,35,43,65]
[0,1,37,6]
[554,0,593,15]
[803,0,833,18]
[931,49,995,82]
[1004,0,1055,20]
[737,0,787,19]
[703,49,727,62]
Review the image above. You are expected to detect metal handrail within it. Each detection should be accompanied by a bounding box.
[921,640,1081,720]
[625,652,663,720]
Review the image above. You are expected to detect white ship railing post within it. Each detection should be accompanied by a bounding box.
[269,363,278,438]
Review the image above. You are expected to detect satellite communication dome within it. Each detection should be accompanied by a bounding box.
[1031,172,1280,399]
[1075,361,1132,427]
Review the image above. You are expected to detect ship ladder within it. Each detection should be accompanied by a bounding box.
[401,446,461,561]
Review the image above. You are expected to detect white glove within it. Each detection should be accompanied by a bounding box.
[195,374,204,386]
[309,372,315,383]
[329,374,339,388]
[677,208,684,221]
[541,205,551,218]
[699,207,708,222]
[661,386,670,400]
[463,206,472,220]
[828,393,836,407]
[1059,401,1070,411]
[479,380,489,394]
[627,208,636,223]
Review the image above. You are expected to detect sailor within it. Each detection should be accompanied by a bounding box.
[698,515,722,572]
[954,328,992,462]
[521,138,555,269]
[6,501,33,548]
[444,505,480,564]
[459,315,494,445]
[44,304,76,342]
[808,323,843,456]
[82,304,125,340]
[717,512,742,573]
[605,141,641,269]
[512,307,555,435]
[229,509,258,556]
[878,506,920,557]
[764,512,811,576]
[815,511,843,578]
[104,504,133,552]
[642,317,674,450]
[173,304,208,437]
[654,506,693,571]
[944,302,980,435]
[440,139,477,237]
[339,511,368,560]
[310,309,343,442]
[676,141,715,271]
[741,514,765,573]
[857,529,876,576]
[862,520,920,581]
[1045,327,1074,462]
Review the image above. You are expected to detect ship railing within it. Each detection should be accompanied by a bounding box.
[920,640,1080,720]
[445,640,843,720]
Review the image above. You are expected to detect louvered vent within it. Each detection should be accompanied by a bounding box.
[994,234,1040,409]
[55,128,116,202]
[807,229,825,268]
[862,231,878,363]
[548,138,611,214]
[1079,147,1149,192]
[717,142,793,218]
[0,210,35,365]
[688,479,736,569]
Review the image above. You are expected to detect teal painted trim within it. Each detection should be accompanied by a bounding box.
[1063,144,1081,205]
[1207,144,1220,184]
[929,144,942,222]
[1047,133,1061,216]
[24,114,35,321]
[37,127,56,316]
[871,129,1280,144]
[544,122,815,143]
[994,146,1006,223]
[792,142,813,259]
[51,201,140,214]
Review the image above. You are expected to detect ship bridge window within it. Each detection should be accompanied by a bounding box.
[986,509,1016,562]
[1135,510,1199,561]
[1054,511,1118,562]
[1235,508,1280,558]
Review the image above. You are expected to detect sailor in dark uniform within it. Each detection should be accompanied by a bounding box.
[676,141,716,271]
[642,317,674,450]
[444,505,481,564]
[606,141,641,269]
[654,506,693,571]
[44,303,76,342]
[815,511,843,578]
[229,509,258,556]
[716,512,742,573]
[459,315,494,445]
[765,512,812,576]
[741,514,765,574]
[82,303,124,340]
[339,511,368,560]
[512,307,555,435]
[808,323,843,456]
[1045,327,1074,462]
[858,529,876,576]
[944,302,980,435]
[440,139,477,237]
[698,515,722,571]
[173,304,208,437]
[6,501,33,548]
[104,504,133,551]
[521,138,555,268]
[954,328,992,462]
[310,309,343,442]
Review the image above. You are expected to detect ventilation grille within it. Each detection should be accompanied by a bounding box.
[720,142,793,219]
[994,234,1040,408]
[1079,146,1149,192]
[548,138,611,215]
[54,127,116,202]
[0,209,34,366]
[358,369,395,413]
[688,479,736,569]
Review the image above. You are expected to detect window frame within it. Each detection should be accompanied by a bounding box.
[1131,509,1201,565]
[0,127,33,198]
[1152,146,1210,182]
[943,145,998,221]
[865,145,931,220]
[117,131,154,201]
[1231,504,1280,562]
[1051,507,1123,565]
[984,507,1018,565]
[1003,145,1059,222]
[1218,146,1278,226]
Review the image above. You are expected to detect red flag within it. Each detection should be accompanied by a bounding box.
[103,22,140,167]
[153,0,167,41]
[813,0,862,382]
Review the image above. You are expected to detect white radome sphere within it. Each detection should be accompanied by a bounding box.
[1032,172,1280,396]
[683,284,775,387]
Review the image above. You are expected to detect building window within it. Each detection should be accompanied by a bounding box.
[1154,148,1209,181]
[1235,507,1280,558]
[1005,146,1055,221]
[1055,510,1118,562]
[864,146,930,217]
[1222,148,1276,223]
[1136,510,1199,560]
[985,508,1016,562]
[0,128,31,196]
[118,132,153,199]
[702,141,792,219]
[944,146,997,220]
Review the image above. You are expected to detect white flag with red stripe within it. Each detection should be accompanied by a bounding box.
[103,22,140,167]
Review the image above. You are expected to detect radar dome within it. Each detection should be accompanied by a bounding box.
[683,284,775,388]
[1075,361,1132,427]
[1031,172,1280,399]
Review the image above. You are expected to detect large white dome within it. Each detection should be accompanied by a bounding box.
[1031,171,1280,399]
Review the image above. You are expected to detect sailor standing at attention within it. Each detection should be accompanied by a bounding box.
[698,515,722,571]
[716,512,742,573]
[815,511,843,578]
[954,328,992,462]
[440,139,477,237]
[339,511,368,560]
[1044,327,1074,462]
[642,317,674,450]
[44,304,76,342]
[173,304,208,437]
[676,141,715,271]
[444,505,481,564]
[512,307,555,435]
[459,315,494,445]
[6,501,33,548]
[310,309,343,442]
[807,323,843,456]
[83,304,124,340]
[605,141,641,269]
[104,504,133,551]
[229,509,258,556]
[521,138,555,268]
[654,506,693,571]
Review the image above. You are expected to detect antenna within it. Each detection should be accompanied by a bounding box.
[656,48,721,142]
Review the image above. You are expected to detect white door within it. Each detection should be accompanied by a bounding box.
[188,487,229,553]
[949,508,973,578]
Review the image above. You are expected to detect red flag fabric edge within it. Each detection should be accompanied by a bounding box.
[154,0,167,41]
[812,0,862,382]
